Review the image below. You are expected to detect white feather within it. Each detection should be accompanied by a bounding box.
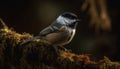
[57,16,76,25]
[67,29,76,43]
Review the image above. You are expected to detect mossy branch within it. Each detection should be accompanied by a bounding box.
[0,19,120,69]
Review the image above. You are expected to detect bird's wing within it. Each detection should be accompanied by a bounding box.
[39,23,65,36]
[20,23,65,46]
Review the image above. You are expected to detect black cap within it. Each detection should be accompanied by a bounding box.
[61,12,78,19]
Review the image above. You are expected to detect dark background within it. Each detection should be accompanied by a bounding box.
[0,0,120,61]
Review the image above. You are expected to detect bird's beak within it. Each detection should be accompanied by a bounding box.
[74,19,80,28]
[76,19,81,22]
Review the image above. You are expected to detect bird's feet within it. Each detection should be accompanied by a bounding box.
[58,46,72,52]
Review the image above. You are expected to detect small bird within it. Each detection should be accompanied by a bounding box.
[20,12,80,54]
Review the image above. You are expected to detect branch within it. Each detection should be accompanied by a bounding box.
[0,19,120,69]
[82,0,111,33]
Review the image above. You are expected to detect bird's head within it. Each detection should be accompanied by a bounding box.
[56,12,80,28]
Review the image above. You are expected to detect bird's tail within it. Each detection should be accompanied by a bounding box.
[20,36,41,46]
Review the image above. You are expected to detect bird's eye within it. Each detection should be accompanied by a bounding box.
[68,22,76,27]
[72,22,76,25]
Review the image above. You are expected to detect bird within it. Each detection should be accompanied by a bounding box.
[20,12,80,54]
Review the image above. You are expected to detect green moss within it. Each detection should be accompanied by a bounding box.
[0,22,120,69]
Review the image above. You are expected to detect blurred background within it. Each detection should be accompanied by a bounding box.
[0,0,119,61]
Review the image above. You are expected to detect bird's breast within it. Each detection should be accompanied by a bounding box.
[66,29,76,44]
[45,27,76,46]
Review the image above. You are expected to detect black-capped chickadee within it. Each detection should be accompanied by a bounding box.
[20,12,80,53]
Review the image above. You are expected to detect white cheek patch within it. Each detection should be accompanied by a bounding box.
[57,16,76,25]
[64,18,76,24]
[56,16,66,25]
